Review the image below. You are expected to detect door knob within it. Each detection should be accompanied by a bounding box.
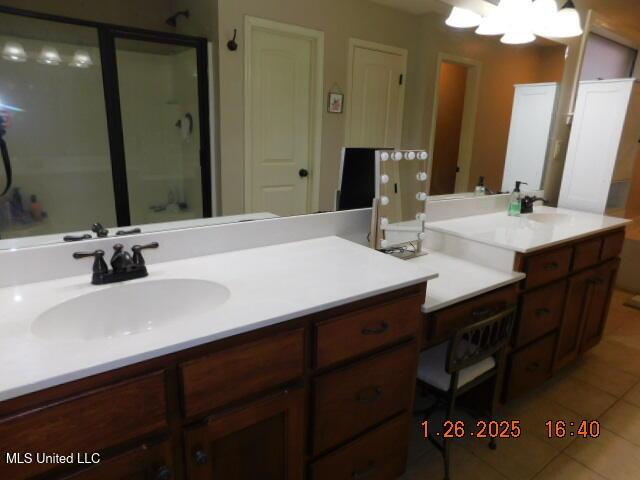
[299,168,309,178]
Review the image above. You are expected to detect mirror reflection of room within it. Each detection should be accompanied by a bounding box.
[0,0,602,251]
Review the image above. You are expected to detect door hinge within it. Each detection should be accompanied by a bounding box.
[399,74,404,86]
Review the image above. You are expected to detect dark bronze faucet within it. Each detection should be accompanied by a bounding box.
[73,242,159,285]
[521,196,547,214]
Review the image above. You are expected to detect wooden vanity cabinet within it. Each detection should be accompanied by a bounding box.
[184,389,305,480]
[0,284,426,480]
[504,228,625,401]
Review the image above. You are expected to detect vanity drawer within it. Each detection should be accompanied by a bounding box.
[601,230,625,260]
[0,371,168,480]
[310,413,410,480]
[505,334,556,401]
[573,237,603,271]
[425,285,518,345]
[315,294,422,369]
[515,280,567,348]
[312,341,417,455]
[522,247,572,289]
[180,328,304,418]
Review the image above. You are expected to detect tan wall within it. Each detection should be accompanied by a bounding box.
[417,13,566,195]
[0,0,174,31]
[216,0,423,214]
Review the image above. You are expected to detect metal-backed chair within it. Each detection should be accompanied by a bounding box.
[416,306,516,480]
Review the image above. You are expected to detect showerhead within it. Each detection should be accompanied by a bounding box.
[166,10,189,27]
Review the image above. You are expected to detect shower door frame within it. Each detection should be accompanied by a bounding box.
[0,6,213,227]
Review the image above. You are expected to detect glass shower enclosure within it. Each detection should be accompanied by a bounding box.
[0,7,211,240]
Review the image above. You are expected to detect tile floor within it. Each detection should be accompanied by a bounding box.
[402,289,640,480]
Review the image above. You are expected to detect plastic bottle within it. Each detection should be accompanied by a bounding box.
[475,176,486,196]
[508,181,527,217]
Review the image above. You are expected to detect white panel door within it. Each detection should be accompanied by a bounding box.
[502,83,558,192]
[347,45,406,148]
[559,79,635,214]
[247,28,313,216]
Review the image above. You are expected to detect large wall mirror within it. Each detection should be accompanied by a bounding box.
[0,0,569,249]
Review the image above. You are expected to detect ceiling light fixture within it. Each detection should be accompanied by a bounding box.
[69,50,93,68]
[2,41,27,62]
[38,46,61,65]
[446,0,581,43]
[445,7,483,29]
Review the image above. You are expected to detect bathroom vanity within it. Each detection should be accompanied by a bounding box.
[0,237,434,480]
[422,206,629,401]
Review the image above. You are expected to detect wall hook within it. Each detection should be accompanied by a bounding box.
[227,29,238,51]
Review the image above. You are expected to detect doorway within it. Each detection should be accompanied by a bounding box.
[428,54,481,195]
[345,39,407,149]
[244,17,324,217]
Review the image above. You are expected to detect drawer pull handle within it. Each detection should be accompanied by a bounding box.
[535,308,551,317]
[352,461,376,479]
[357,386,383,404]
[544,262,560,271]
[194,450,209,466]
[155,465,172,480]
[526,362,541,372]
[362,322,389,335]
[589,277,605,286]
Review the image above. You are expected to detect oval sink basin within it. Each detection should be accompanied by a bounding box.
[525,213,572,225]
[32,279,230,341]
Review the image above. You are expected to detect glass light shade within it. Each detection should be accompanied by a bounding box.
[542,4,583,38]
[501,29,536,44]
[476,9,509,35]
[69,50,93,68]
[38,46,61,65]
[445,7,482,29]
[532,0,558,34]
[2,42,27,62]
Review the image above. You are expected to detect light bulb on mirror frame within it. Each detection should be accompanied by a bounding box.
[416,213,426,222]
[380,239,390,249]
[38,46,61,65]
[417,232,426,241]
[392,152,403,161]
[416,192,428,202]
[380,174,390,185]
[380,217,389,228]
[417,151,429,160]
[404,151,416,160]
[416,172,428,182]
[380,196,390,206]
[380,151,390,162]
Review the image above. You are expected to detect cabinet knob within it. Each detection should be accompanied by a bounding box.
[544,262,560,271]
[194,450,209,465]
[155,465,172,480]
[357,386,383,404]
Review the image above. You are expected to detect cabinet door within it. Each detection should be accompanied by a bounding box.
[554,269,594,371]
[184,388,304,480]
[580,259,620,353]
[63,440,174,480]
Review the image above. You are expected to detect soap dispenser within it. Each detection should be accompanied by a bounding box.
[508,181,527,217]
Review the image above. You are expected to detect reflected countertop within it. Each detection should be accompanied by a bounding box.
[425,206,631,254]
[0,236,436,402]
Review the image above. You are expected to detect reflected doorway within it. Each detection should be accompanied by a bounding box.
[429,55,481,196]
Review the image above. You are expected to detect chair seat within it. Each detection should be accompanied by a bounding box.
[417,341,496,392]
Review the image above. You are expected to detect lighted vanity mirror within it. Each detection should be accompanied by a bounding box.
[0,0,568,250]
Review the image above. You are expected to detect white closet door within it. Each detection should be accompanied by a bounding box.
[502,83,558,192]
[559,79,635,214]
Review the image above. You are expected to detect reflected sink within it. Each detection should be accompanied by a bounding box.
[524,213,572,225]
[32,279,230,341]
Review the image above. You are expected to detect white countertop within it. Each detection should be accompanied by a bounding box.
[425,206,630,254]
[408,252,525,313]
[0,236,437,402]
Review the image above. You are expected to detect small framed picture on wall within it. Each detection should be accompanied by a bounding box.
[328,92,344,113]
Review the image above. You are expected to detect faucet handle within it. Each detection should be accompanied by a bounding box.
[91,222,109,238]
[73,250,108,274]
[132,242,159,266]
